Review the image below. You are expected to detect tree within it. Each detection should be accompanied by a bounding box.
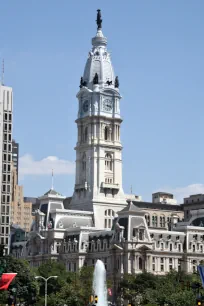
[0,256,38,305]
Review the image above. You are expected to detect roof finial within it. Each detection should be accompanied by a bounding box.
[96,9,102,30]
[131,185,133,195]
[51,169,54,190]
[1,59,4,85]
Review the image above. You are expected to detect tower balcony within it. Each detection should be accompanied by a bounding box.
[75,182,88,191]
[101,182,119,190]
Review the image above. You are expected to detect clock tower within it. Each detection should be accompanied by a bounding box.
[70,10,127,227]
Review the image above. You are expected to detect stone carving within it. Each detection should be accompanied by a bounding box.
[58,220,64,229]
[115,76,119,88]
[93,73,99,85]
[80,77,87,88]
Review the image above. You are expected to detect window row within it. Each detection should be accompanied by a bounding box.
[3,123,12,132]
[1,216,9,224]
[3,143,12,152]
[89,239,110,252]
[2,184,11,194]
[105,153,113,171]
[3,153,12,162]
[3,133,12,142]
[3,163,11,172]
[3,113,12,122]
[1,226,10,235]
[145,214,173,228]
[105,177,113,184]
[189,243,204,253]
[156,241,182,252]
[2,174,11,183]
[1,205,10,214]
[2,194,10,203]
[0,237,8,245]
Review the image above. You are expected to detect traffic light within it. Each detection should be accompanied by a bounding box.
[196,298,201,306]
[94,295,98,304]
[90,295,94,303]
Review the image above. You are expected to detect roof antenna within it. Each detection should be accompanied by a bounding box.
[130,185,133,196]
[51,169,54,190]
[1,59,4,85]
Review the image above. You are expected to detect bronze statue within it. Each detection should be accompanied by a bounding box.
[79,77,87,88]
[93,73,99,85]
[106,80,112,86]
[96,9,102,29]
[115,76,119,88]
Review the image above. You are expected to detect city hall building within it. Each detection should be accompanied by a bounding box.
[11,10,204,291]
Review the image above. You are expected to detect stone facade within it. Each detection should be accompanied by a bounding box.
[10,11,204,300]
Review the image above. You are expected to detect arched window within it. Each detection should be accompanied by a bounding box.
[160,216,165,228]
[104,209,115,229]
[139,257,143,270]
[145,214,150,226]
[105,127,108,140]
[152,215,158,227]
[105,153,112,171]
[82,153,86,172]
[84,127,88,142]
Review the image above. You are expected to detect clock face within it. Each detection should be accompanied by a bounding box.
[103,99,113,112]
[83,100,89,112]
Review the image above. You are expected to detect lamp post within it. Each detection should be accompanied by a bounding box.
[35,275,58,306]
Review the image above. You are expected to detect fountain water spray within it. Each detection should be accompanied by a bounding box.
[92,259,108,306]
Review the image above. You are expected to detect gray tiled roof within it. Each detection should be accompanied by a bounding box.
[44,189,62,196]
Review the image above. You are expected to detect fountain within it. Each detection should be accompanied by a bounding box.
[92,259,108,306]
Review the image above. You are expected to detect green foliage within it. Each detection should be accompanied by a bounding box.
[0,255,38,304]
[119,270,201,306]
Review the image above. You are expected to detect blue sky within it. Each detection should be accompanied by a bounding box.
[0,1,203,202]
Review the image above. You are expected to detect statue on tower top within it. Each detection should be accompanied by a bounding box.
[96,9,102,29]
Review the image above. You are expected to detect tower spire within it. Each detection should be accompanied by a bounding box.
[96,9,102,30]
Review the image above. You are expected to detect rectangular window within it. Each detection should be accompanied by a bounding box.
[3,174,6,182]
[161,265,164,272]
[6,206,9,214]
[8,144,11,152]
[7,186,10,193]
[2,185,6,192]
[6,195,10,203]
[7,175,10,182]
[3,134,7,141]
[8,134,11,141]
[8,124,11,132]
[7,164,10,172]
[169,265,173,271]
[8,155,11,162]
[6,227,9,234]
[3,154,6,161]
[1,238,4,245]
[4,113,7,121]
[3,164,6,172]
[1,227,4,234]
[9,114,12,121]
[6,217,9,224]
[2,216,5,224]
[4,123,7,131]
[5,238,8,244]
[2,195,5,203]
[3,143,7,151]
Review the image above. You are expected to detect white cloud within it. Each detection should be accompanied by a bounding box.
[19,154,75,178]
[158,184,204,203]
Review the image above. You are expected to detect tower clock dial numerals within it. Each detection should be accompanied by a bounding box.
[103,99,113,112]
[83,100,89,112]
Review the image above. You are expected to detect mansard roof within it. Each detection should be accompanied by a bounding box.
[43,189,62,196]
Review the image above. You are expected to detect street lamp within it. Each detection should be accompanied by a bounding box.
[35,275,58,306]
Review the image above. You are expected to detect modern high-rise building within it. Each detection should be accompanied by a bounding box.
[12,140,19,183]
[0,83,13,254]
